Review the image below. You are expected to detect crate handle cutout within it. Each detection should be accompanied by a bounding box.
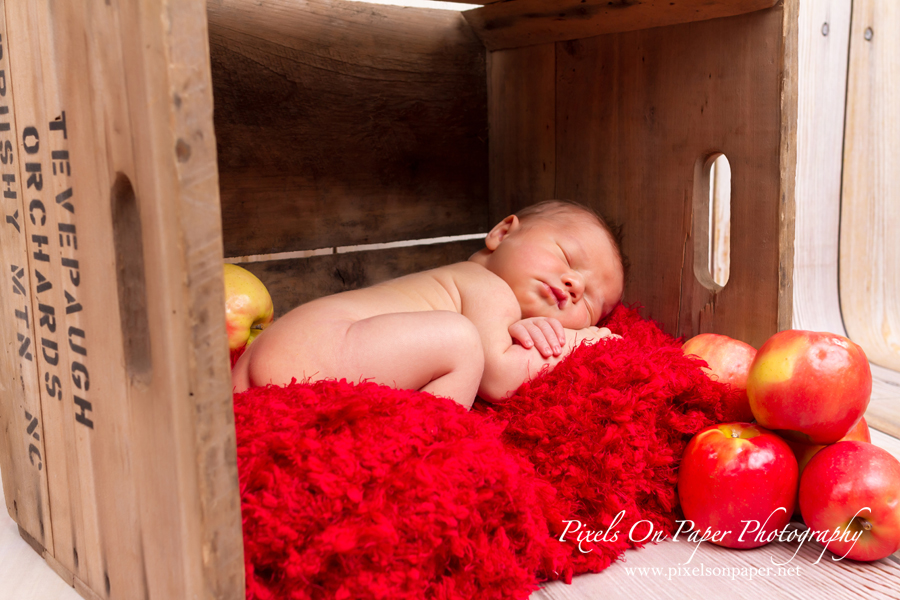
[692,153,732,291]
[112,173,152,384]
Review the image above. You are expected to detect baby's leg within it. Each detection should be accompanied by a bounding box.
[342,310,484,409]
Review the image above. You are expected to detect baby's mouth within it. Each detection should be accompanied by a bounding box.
[543,282,568,310]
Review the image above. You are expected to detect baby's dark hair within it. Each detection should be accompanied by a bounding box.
[515,199,630,283]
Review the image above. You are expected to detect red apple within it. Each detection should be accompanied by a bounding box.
[786,418,871,517]
[746,330,871,444]
[799,441,900,561]
[787,417,871,477]
[224,263,274,366]
[678,422,798,549]
[683,333,757,422]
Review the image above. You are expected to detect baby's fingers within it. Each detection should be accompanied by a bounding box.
[547,318,566,346]
[508,322,536,350]
[535,320,563,356]
[521,321,556,357]
[510,322,553,356]
[595,326,622,341]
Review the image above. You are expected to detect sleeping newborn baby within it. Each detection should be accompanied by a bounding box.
[231,200,625,408]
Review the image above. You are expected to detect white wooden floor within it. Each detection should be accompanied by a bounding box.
[0,505,80,599]
[2,430,899,600]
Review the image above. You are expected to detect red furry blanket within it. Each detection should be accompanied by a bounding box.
[234,306,739,599]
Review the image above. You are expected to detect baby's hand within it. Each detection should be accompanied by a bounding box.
[509,317,566,358]
[574,326,621,345]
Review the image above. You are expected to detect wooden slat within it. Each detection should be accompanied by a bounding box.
[545,5,792,346]
[866,364,900,440]
[787,1,900,440]
[4,1,244,598]
[840,0,900,373]
[791,0,852,336]
[5,1,87,582]
[208,0,489,257]
[777,0,799,336]
[465,0,779,52]
[236,239,484,319]
[487,44,556,225]
[0,0,54,560]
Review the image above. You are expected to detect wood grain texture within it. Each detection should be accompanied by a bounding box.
[499,5,793,346]
[5,0,83,577]
[238,239,484,319]
[487,44,556,225]
[208,0,489,258]
[533,427,900,599]
[789,1,900,437]
[867,363,900,440]
[4,0,244,598]
[840,0,900,372]
[791,0,852,337]
[776,0,799,335]
[0,0,55,560]
[465,0,779,51]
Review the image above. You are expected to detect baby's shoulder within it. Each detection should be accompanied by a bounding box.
[441,261,519,317]
[440,261,507,289]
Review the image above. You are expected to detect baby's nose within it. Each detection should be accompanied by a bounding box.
[562,273,584,299]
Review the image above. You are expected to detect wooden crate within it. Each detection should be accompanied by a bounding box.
[0,0,824,598]
[0,1,242,598]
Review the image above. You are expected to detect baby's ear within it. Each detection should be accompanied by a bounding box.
[485,215,520,251]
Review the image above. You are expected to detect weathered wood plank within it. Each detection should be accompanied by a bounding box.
[867,364,900,440]
[0,0,54,559]
[465,0,779,52]
[535,526,900,599]
[840,0,900,373]
[5,0,87,580]
[208,0,489,257]
[234,239,485,319]
[487,44,556,225]
[550,6,792,346]
[4,0,244,598]
[791,0,851,338]
[535,428,900,599]
[781,1,900,437]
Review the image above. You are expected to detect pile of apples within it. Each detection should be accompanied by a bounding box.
[679,331,900,561]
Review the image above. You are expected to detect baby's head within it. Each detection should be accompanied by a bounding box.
[475,200,626,328]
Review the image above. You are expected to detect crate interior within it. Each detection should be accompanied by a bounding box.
[0,1,824,599]
[209,0,491,315]
[210,0,792,347]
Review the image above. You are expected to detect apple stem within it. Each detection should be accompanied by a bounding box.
[858,517,873,531]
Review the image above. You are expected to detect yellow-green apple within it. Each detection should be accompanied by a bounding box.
[678,422,798,549]
[683,333,757,422]
[224,263,274,366]
[746,330,871,444]
[799,441,900,561]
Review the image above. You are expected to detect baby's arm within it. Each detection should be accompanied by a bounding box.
[479,323,611,402]
[455,265,612,402]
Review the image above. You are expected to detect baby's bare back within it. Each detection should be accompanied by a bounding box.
[231,262,519,396]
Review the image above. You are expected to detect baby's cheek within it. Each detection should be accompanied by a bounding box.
[560,310,591,330]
